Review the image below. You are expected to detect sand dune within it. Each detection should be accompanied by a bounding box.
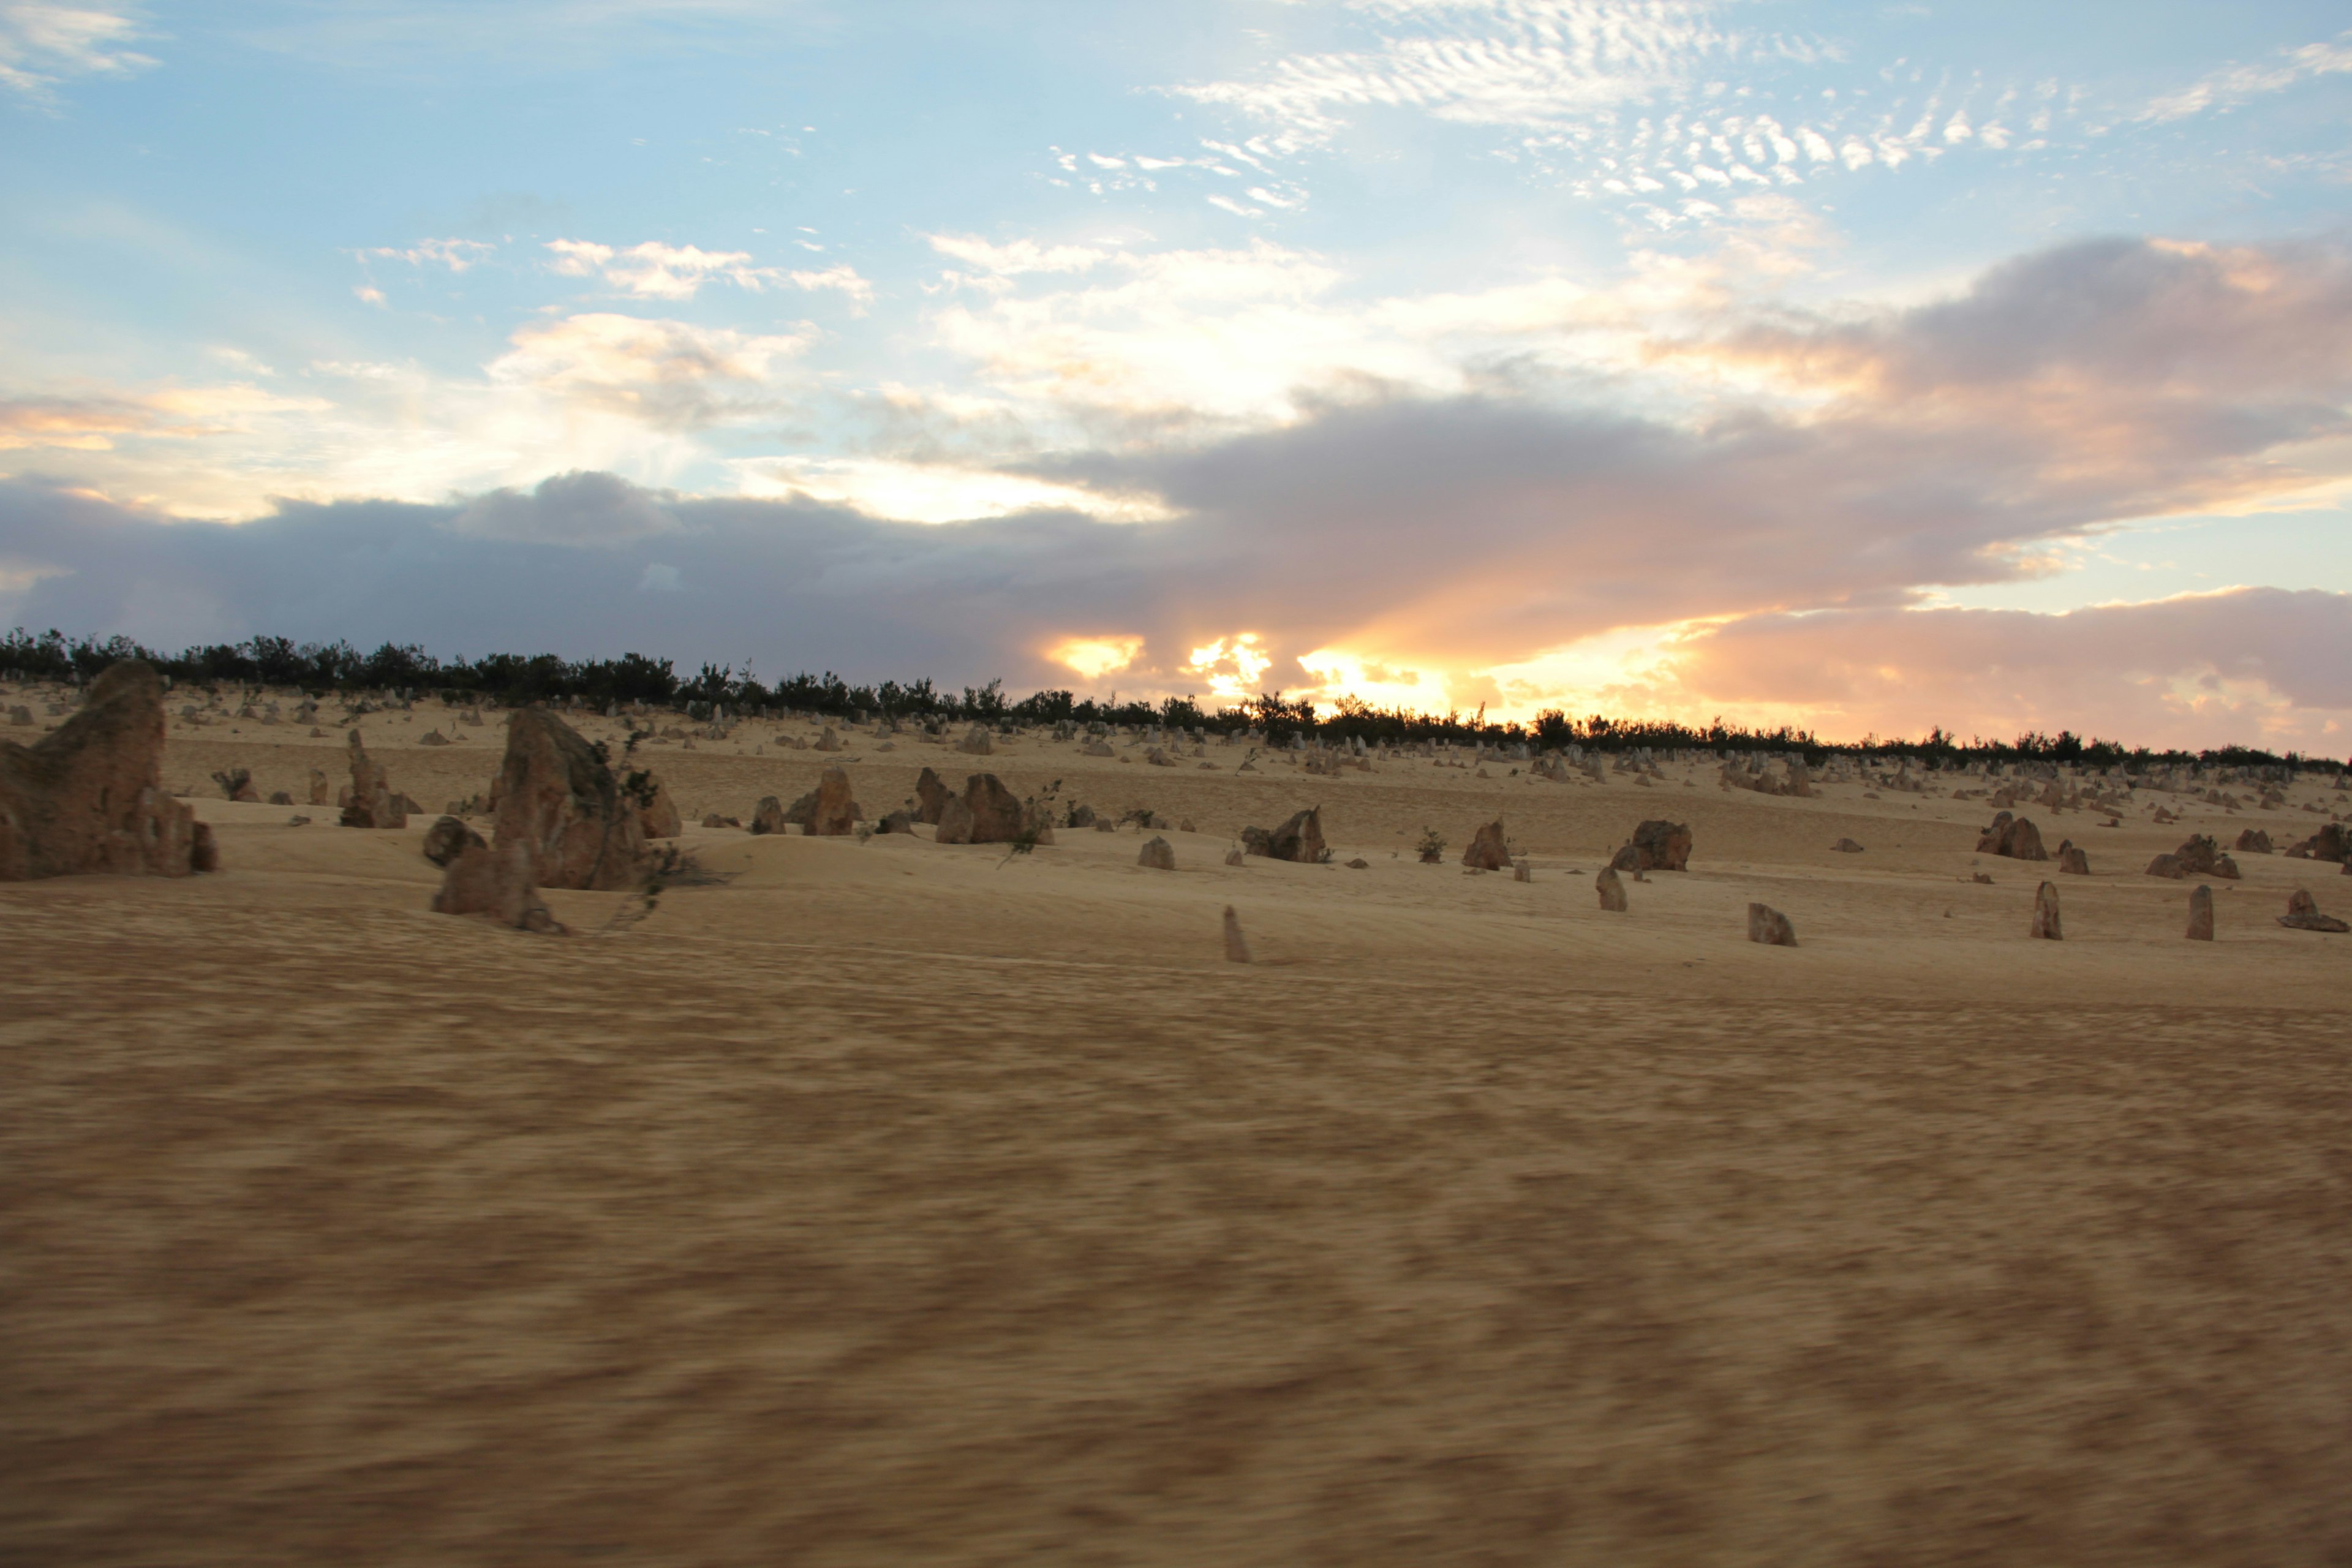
[4,697,2349,1564]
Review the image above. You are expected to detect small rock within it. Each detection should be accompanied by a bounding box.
[1830,837,1864,853]
[1137,835,1175,870]
[423,814,487,867]
[2278,889,2350,933]
[1595,866,1627,912]
[2186,884,2214,941]
[2029,880,2063,940]
[1222,905,1252,963]
[1746,902,1798,946]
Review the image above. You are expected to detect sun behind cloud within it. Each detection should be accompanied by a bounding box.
[1050,635,1144,681]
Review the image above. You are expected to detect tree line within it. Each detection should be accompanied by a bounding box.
[3,626,2337,771]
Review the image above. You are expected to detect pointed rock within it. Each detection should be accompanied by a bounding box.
[1137,835,1175,870]
[489,709,644,889]
[0,658,209,880]
[1596,866,1628,912]
[1460,820,1510,871]
[2186,884,2214,941]
[804,766,859,837]
[1222,905,1252,963]
[2030,880,2063,940]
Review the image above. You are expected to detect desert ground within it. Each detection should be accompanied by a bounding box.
[4,695,2350,1566]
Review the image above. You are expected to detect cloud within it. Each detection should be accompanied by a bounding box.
[1667,590,2352,748]
[361,238,496,273]
[7,235,2349,749]
[2141,29,2352,123]
[547,239,780,299]
[543,239,872,305]
[487,312,805,428]
[4,473,2344,751]
[0,2,154,100]
[449,469,679,545]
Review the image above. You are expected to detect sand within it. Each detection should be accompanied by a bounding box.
[4,698,2349,1564]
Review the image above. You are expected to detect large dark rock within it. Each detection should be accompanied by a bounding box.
[1263,808,1325,864]
[1461,820,1510,871]
[489,708,645,890]
[962,774,1027,844]
[0,659,211,881]
[2285,823,2350,863]
[1629,819,1691,872]
[914,767,950,825]
[804,766,860,837]
[1977,813,2048,861]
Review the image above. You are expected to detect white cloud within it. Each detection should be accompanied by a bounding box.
[2141,30,2352,122]
[925,233,1112,275]
[0,2,154,100]
[363,238,496,272]
[730,454,1174,524]
[489,312,805,428]
[548,239,782,300]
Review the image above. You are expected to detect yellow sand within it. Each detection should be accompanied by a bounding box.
[4,699,2348,1564]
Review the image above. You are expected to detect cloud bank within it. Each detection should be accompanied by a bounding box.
[4,235,2349,750]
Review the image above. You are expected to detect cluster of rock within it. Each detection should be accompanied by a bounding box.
[2146,835,2241,881]
[0,660,216,880]
[1975,812,2048,861]
[432,707,652,932]
[1238,808,1325,864]
[1608,820,1691,873]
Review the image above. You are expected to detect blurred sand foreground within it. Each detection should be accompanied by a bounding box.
[4,700,2349,1566]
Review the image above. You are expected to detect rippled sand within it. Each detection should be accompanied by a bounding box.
[4,710,2347,1564]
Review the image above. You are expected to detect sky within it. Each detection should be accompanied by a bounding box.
[1,0,2348,749]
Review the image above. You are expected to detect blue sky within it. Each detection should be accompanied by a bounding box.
[3,1,2349,747]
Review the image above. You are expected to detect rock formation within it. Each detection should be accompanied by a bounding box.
[957,774,1027,843]
[432,839,563,933]
[1461,820,1511,871]
[815,726,842,753]
[2285,824,2350,863]
[878,810,915,834]
[2030,881,2063,940]
[1976,812,2048,861]
[2145,853,2187,879]
[423,814,486,867]
[1263,808,1326,864]
[1222,905,1252,963]
[913,767,949,824]
[1596,866,1628,912]
[638,779,682,839]
[0,659,213,881]
[489,708,646,890]
[307,767,330,805]
[2173,835,2223,875]
[1137,835,1175,870]
[2234,828,2273,854]
[1628,819,1692,872]
[2186,884,2214,941]
[2278,889,2350,933]
[804,767,861,837]
[2056,842,2090,875]
[958,725,995,756]
[750,796,790,835]
[931,794,973,844]
[339,730,405,829]
[1746,902,1797,946]
[1831,837,1864,853]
